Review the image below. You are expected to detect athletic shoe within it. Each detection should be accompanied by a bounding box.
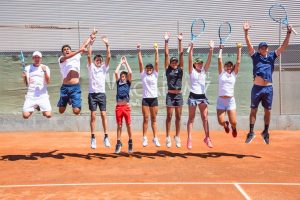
[224,121,230,133]
[261,131,270,145]
[142,136,148,147]
[174,136,181,148]
[166,136,171,148]
[245,132,255,144]
[203,137,213,148]
[91,137,96,149]
[187,138,192,150]
[232,126,238,138]
[115,142,122,154]
[128,141,133,153]
[152,137,161,147]
[103,136,111,148]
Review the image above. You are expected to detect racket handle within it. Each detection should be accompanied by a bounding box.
[292,27,298,35]
[187,46,191,53]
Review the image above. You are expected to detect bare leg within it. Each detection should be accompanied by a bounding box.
[264,108,271,126]
[187,106,196,139]
[142,106,150,137]
[175,106,182,137]
[90,111,96,135]
[227,109,237,129]
[199,103,209,137]
[42,111,52,118]
[126,124,132,139]
[166,107,174,137]
[217,109,226,127]
[100,111,108,134]
[72,107,81,115]
[22,112,33,119]
[117,124,122,140]
[59,107,66,114]
[149,106,158,138]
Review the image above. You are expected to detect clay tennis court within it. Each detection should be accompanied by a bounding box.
[0,130,299,199]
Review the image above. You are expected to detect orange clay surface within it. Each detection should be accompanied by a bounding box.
[0,130,299,199]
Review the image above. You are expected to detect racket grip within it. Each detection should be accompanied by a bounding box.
[186,46,191,53]
[292,27,298,35]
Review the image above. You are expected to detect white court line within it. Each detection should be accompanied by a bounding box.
[0,182,299,188]
[234,183,251,200]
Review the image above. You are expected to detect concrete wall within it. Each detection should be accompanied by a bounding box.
[1,115,300,132]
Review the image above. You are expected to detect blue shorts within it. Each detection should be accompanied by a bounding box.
[216,97,236,110]
[57,84,82,109]
[251,85,273,110]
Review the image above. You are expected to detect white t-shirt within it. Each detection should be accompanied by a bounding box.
[140,71,158,98]
[87,63,109,93]
[189,68,206,94]
[58,53,81,79]
[218,70,237,97]
[24,64,50,97]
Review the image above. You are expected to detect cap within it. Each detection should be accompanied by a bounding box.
[258,42,268,49]
[170,57,178,63]
[32,51,42,58]
[145,63,154,68]
[194,58,203,63]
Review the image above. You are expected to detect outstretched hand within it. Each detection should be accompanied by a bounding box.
[137,43,141,50]
[121,56,127,64]
[208,40,214,49]
[101,35,109,45]
[287,25,293,34]
[178,33,183,41]
[164,32,171,41]
[243,21,251,32]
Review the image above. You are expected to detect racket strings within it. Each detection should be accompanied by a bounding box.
[192,20,204,36]
[270,6,287,22]
[219,24,231,40]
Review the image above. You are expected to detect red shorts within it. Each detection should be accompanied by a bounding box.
[115,104,131,125]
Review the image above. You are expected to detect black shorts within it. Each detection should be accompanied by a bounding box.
[166,93,183,107]
[142,98,158,107]
[88,93,106,111]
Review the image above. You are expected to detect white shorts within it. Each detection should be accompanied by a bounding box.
[23,95,52,112]
[216,97,236,110]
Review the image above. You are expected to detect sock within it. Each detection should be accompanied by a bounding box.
[104,133,108,138]
[91,134,95,138]
[264,124,269,133]
[128,139,133,144]
[117,140,121,144]
[250,124,254,133]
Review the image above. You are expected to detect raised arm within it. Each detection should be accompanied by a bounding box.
[102,36,111,66]
[218,45,224,74]
[114,58,122,81]
[154,43,159,72]
[87,44,92,66]
[22,70,28,87]
[243,21,255,56]
[41,65,50,84]
[137,44,144,73]
[234,43,242,74]
[164,32,170,69]
[123,56,132,82]
[60,29,97,63]
[275,25,292,56]
[204,40,214,72]
[178,33,183,68]
[188,42,193,74]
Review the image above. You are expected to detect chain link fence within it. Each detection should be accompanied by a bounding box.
[0,17,299,116]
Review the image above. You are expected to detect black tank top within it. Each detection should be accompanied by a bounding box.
[166,66,183,90]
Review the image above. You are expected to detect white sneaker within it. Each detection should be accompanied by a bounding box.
[103,136,111,148]
[174,136,181,148]
[166,136,171,148]
[152,137,161,147]
[91,137,97,149]
[142,136,148,147]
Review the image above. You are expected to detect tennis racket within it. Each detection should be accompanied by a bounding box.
[218,21,232,45]
[19,51,29,86]
[187,18,205,53]
[269,4,297,34]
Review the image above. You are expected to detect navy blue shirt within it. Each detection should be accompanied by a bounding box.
[166,66,183,90]
[116,79,131,102]
[251,51,277,83]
